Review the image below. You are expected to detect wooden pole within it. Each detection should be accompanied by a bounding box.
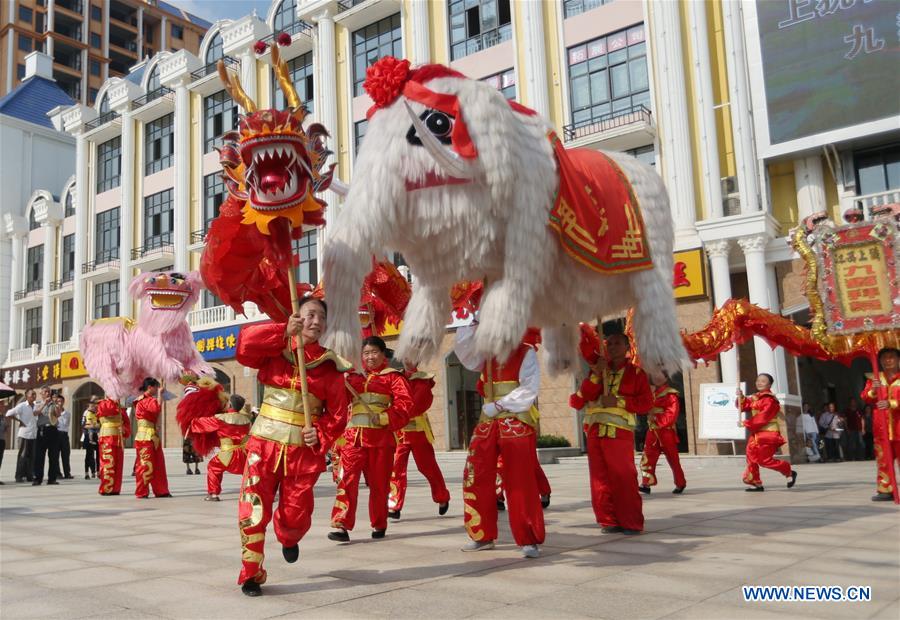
[286,255,313,433]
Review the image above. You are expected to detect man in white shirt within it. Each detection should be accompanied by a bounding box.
[5,389,37,482]
[55,394,74,479]
[795,402,820,463]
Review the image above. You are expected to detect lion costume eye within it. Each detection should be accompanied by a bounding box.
[406,110,454,147]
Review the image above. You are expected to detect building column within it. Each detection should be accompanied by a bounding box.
[794,155,827,223]
[738,234,776,379]
[409,0,430,65]
[721,0,760,214]
[5,30,13,94]
[173,82,190,272]
[102,0,110,80]
[520,0,549,117]
[40,222,56,346]
[765,263,790,392]
[6,231,27,353]
[46,0,55,59]
[72,132,89,344]
[161,16,168,52]
[137,8,144,58]
[314,8,339,250]
[648,0,697,247]
[704,240,738,385]
[118,108,135,315]
[239,49,258,110]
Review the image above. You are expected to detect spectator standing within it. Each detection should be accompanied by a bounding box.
[6,389,37,482]
[843,398,865,461]
[82,396,101,478]
[55,395,74,479]
[32,387,61,485]
[0,407,8,484]
[863,404,875,460]
[819,402,843,462]
[796,402,820,462]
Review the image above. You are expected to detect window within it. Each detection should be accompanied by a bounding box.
[567,23,649,129]
[98,93,110,113]
[95,208,120,264]
[626,145,655,168]
[205,32,224,65]
[60,299,74,341]
[97,137,121,193]
[171,24,183,39]
[89,87,99,103]
[19,6,33,24]
[90,32,102,48]
[25,308,42,347]
[449,0,511,60]
[35,13,43,34]
[293,229,318,285]
[143,189,174,249]
[352,13,402,96]
[482,68,516,100]
[17,64,26,80]
[62,234,76,282]
[202,289,223,309]
[203,172,227,231]
[203,90,238,152]
[854,144,900,195]
[273,51,314,112]
[146,64,161,92]
[145,113,174,174]
[273,0,309,36]
[563,0,614,19]
[64,192,75,217]
[354,119,368,153]
[90,59,101,76]
[26,246,43,291]
[18,34,32,52]
[93,280,119,319]
[91,4,102,20]
[28,208,39,231]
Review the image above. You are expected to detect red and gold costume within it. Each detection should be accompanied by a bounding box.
[331,364,413,532]
[860,372,900,498]
[496,455,551,503]
[457,326,545,547]
[97,398,130,495]
[133,391,170,498]
[192,408,252,496]
[571,359,652,531]
[236,322,351,586]
[388,370,450,513]
[640,385,686,490]
[738,390,792,486]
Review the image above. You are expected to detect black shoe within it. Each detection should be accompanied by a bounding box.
[600,526,623,534]
[64,475,74,480]
[438,502,449,515]
[85,474,90,480]
[195,468,202,474]
[136,495,150,499]
[186,469,193,475]
[787,470,798,488]
[241,581,262,597]
[15,478,24,483]
[745,486,765,492]
[0,481,4,485]
[156,494,173,498]
[47,481,60,485]
[496,499,506,511]
[872,492,893,502]
[388,510,401,520]
[328,530,350,542]
[540,494,551,509]
[621,529,641,536]
[32,481,42,486]
[371,529,386,539]
[638,485,651,494]
[282,544,299,563]
[672,487,685,494]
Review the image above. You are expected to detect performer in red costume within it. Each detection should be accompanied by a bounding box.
[236,297,352,597]
[97,397,131,495]
[387,364,450,519]
[570,332,652,534]
[496,456,552,511]
[329,336,413,542]
[860,347,900,502]
[133,378,171,498]
[736,373,798,492]
[639,376,687,494]
[457,324,545,558]
[196,393,252,501]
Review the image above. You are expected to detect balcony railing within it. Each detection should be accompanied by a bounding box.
[43,340,74,357]
[191,56,238,81]
[56,0,84,14]
[261,20,313,46]
[134,87,173,108]
[336,0,369,12]
[49,276,74,291]
[843,188,900,219]
[131,234,174,260]
[190,229,207,244]
[8,345,41,364]
[85,111,120,131]
[562,104,653,142]
[14,289,28,301]
[82,254,120,274]
[188,302,264,329]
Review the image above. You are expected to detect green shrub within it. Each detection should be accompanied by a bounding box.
[536,434,571,448]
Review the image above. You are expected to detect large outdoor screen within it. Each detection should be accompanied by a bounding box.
[755,0,898,147]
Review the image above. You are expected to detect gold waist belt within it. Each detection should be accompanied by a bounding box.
[262,386,323,415]
[135,419,158,442]
[479,407,538,428]
[99,420,123,437]
[402,415,427,432]
[349,413,387,429]
[584,408,636,430]
[219,436,249,452]
[259,403,320,427]
[251,386,323,446]
[759,421,779,433]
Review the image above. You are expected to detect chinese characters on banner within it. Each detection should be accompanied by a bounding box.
[2,360,62,391]
[775,0,887,60]
[192,324,257,361]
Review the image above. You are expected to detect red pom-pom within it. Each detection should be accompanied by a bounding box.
[277,32,292,47]
[569,394,585,410]
[364,56,411,109]
[254,40,268,55]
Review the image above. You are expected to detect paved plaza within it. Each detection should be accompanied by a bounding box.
[1,451,897,619]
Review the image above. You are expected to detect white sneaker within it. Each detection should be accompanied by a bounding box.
[521,544,540,558]
[461,540,495,552]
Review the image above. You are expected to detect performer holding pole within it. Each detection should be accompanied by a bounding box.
[639,374,686,494]
[133,378,171,499]
[860,347,900,502]
[736,373,798,492]
[387,364,450,520]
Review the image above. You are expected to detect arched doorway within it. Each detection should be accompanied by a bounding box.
[72,381,104,445]
[445,351,482,450]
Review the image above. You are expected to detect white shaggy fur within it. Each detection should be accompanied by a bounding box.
[324,75,685,377]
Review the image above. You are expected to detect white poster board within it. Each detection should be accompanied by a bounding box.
[699,383,747,440]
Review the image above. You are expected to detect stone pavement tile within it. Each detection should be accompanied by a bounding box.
[35,541,98,556]
[0,546,36,562]
[31,564,143,589]
[492,551,630,584]
[3,556,94,576]
[585,569,744,601]
[870,599,900,619]
[1,585,133,619]
[307,585,508,618]
[637,558,776,581]
[661,601,801,620]
[697,587,896,620]
[465,603,593,620]
[321,551,521,586]
[265,576,402,608]
[520,584,695,619]
[410,572,575,605]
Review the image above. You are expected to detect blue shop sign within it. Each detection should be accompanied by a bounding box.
[193,324,241,361]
